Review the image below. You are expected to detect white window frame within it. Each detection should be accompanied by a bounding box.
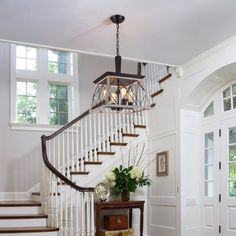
[10,44,79,131]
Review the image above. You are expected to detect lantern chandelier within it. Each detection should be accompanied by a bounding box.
[91,14,150,112]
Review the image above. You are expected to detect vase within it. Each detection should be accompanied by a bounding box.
[121,191,130,201]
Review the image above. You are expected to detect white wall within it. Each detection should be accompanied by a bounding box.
[147,74,181,236]
[0,42,47,194]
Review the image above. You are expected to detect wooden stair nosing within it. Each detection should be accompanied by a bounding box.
[0,226,59,233]
[134,124,146,129]
[151,89,164,98]
[159,73,172,83]
[110,142,127,146]
[97,151,115,155]
[0,201,41,207]
[84,161,103,165]
[0,214,48,220]
[122,133,139,137]
[70,171,89,175]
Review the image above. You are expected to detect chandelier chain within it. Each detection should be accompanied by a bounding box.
[116,23,120,56]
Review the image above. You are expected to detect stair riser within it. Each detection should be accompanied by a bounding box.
[0,232,58,236]
[110,145,126,153]
[97,154,115,162]
[85,165,100,172]
[0,218,47,228]
[0,207,42,215]
[134,128,146,135]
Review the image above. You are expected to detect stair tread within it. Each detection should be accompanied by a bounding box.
[84,161,103,165]
[0,214,47,219]
[110,142,127,146]
[97,151,115,155]
[0,201,41,207]
[151,89,164,98]
[134,124,146,129]
[159,73,172,83]
[122,133,139,137]
[70,171,89,175]
[0,226,59,233]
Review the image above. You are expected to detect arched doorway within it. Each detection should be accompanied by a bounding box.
[201,68,236,236]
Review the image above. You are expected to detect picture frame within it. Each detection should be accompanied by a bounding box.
[156,151,169,176]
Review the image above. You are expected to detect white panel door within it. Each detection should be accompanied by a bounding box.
[221,118,236,236]
[202,126,221,236]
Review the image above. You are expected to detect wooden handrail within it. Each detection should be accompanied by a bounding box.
[41,109,94,192]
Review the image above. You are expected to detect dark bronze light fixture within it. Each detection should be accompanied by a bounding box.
[91,15,150,112]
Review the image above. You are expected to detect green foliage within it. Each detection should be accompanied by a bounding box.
[108,165,151,193]
[17,95,36,124]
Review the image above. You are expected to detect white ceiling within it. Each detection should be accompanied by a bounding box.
[1,0,236,65]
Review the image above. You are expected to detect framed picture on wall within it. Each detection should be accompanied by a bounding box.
[156,151,169,176]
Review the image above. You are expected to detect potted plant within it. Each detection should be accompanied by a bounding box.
[105,144,152,201]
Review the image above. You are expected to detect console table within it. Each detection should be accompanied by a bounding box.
[95,200,145,236]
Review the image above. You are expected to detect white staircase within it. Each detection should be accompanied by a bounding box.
[0,201,58,236]
[0,63,174,236]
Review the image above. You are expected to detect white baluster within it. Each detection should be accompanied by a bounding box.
[89,114,92,161]
[90,192,95,235]
[76,123,79,171]
[93,112,98,161]
[80,192,85,236]
[85,116,88,163]
[75,191,80,236]
[80,120,84,171]
[69,187,74,236]
[86,192,90,235]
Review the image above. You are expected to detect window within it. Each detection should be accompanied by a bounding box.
[204,101,214,118]
[48,50,73,75]
[229,127,236,197]
[204,132,214,197]
[11,44,78,129]
[16,81,37,124]
[49,84,68,125]
[16,45,37,71]
[223,83,236,112]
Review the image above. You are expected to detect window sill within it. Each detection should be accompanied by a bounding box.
[10,123,62,132]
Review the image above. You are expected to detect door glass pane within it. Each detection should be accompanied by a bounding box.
[205,182,214,197]
[223,87,231,98]
[229,145,236,161]
[229,163,236,180]
[205,149,214,164]
[205,132,214,148]
[229,181,236,197]
[224,98,231,111]
[232,83,236,95]
[204,102,214,117]
[229,127,236,144]
[233,96,236,109]
[205,166,214,181]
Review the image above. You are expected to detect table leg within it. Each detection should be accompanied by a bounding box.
[129,209,133,228]
[140,206,144,236]
[96,207,100,236]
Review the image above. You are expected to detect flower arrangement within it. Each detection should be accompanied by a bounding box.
[105,165,151,194]
[105,143,152,197]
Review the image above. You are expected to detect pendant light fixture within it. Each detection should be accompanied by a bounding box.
[91,15,150,112]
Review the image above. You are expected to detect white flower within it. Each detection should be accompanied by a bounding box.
[105,171,116,182]
[129,166,143,181]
